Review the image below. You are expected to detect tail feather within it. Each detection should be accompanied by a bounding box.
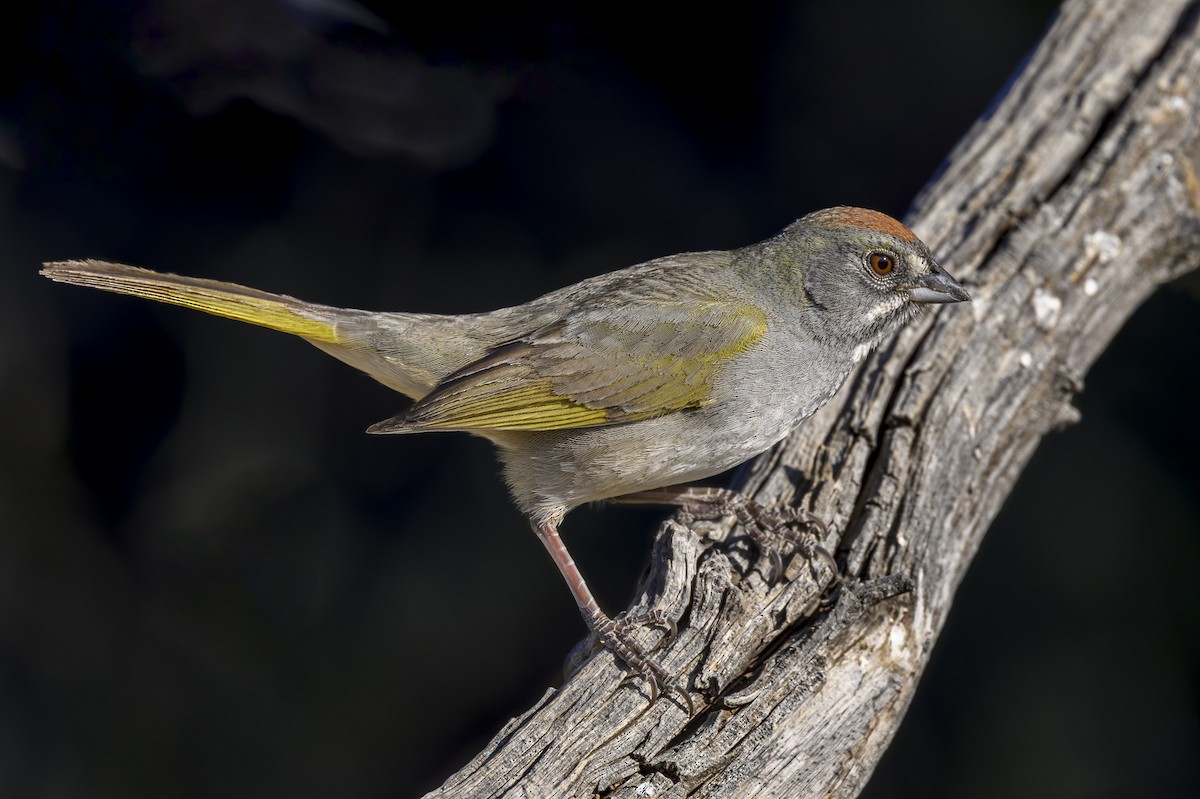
[39,259,487,402]
[41,260,341,344]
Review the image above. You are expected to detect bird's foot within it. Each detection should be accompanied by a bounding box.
[587,609,693,715]
[670,486,838,582]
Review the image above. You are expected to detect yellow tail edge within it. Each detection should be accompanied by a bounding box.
[41,259,340,344]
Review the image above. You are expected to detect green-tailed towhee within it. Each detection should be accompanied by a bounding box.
[42,206,969,710]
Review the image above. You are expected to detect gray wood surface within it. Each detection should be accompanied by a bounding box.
[426,0,1200,795]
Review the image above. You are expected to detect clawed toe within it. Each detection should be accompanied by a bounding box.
[636,668,695,716]
[616,608,678,640]
[674,487,837,582]
[609,486,837,582]
[764,508,840,582]
[593,610,693,714]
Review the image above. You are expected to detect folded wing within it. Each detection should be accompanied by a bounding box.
[373,297,767,433]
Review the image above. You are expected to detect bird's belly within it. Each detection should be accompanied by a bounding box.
[498,364,848,521]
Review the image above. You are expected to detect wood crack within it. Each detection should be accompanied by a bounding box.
[423,3,1200,796]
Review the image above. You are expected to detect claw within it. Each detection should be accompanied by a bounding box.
[644,674,659,704]
[608,485,837,584]
[618,608,677,640]
[536,518,694,715]
[598,612,693,714]
[670,683,695,716]
[767,547,784,583]
[809,543,840,581]
[671,487,835,582]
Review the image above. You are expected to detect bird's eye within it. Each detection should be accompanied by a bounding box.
[868,251,895,277]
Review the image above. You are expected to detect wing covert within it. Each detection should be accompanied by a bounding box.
[399,298,767,432]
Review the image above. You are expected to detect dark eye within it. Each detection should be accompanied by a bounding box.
[868,251,895,277]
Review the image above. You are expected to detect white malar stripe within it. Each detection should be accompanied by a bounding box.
[861,293,907,325]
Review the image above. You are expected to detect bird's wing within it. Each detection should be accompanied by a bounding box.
[380,296,768,433]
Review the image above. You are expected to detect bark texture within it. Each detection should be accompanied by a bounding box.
[427,0,1200,796]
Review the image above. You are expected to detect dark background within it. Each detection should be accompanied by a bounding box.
[2,1,1197,797]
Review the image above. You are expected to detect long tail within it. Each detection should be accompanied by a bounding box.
[41,259,498,402]
[41,260,343,344]
[42,256,343,340]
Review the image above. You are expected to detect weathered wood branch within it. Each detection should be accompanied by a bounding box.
[426,1,1200,796]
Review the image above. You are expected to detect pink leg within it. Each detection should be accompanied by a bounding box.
[533,520,692,714]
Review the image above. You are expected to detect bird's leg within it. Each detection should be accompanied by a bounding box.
[532,521,693,714]
[615,486,838,582]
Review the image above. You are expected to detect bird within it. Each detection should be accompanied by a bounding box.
[42,206,969,711]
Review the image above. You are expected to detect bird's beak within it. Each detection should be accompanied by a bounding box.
[907,262,971,304]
